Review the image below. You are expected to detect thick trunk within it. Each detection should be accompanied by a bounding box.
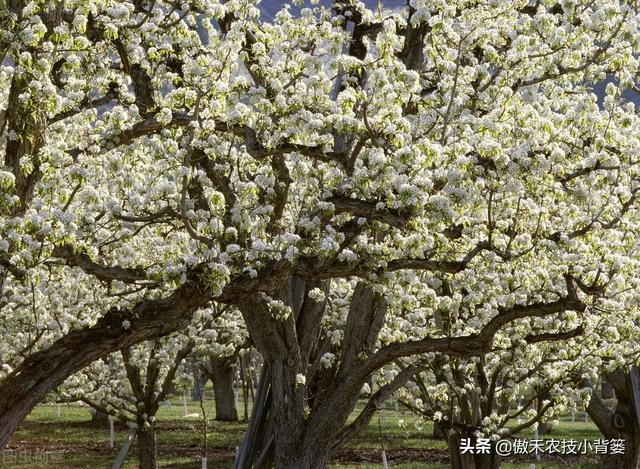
[0,273,210,450]
[598,438,640,469]
[211,356,238,422]
[275,455,326,469]
[446,432,499,469]
[270,358,307,469]
[0,322,130,449]
[447,431,477,469]
[237,280,384,469]
[587,370,640,469]
[137,423,157,469]
[474,451,499,469]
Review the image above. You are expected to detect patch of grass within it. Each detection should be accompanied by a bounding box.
[330,464,447,469]
[5,401,608,468]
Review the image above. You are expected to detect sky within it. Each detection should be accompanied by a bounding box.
[259,0,407,19]
[257,0,639,107]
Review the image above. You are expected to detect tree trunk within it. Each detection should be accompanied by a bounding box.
[446,431,498,469]
[269,357,308,468]
[602,379,615,399]
[211,356,238,422]
[538,421,554,435]
[236,280,388,469]
[586,370,640,469]
[447,431,477,469]
[474,451,499,469]
[137,423,157,469]
[192,369,205,402]
[91,409,110,425]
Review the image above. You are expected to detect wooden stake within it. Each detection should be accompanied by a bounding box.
[109,416,115,449]
[239,353,249,421]
[382,449,389,469]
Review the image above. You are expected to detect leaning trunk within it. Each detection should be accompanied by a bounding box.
[211,356,238,422]
[137,422,157,469]
[0,324,130,449]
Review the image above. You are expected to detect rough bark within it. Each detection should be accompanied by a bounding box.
[136,423,157,469]
[235,278,331,469]
[447,431,498,469]
[602,379,615,399]
[448,431,478,469]
[210,356,238,422]
[586,370,640,469]
[236,280,390,469]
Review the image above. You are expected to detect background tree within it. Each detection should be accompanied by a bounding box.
[195,306,248,421]
[57,306,221,469]
[397,340,596,469]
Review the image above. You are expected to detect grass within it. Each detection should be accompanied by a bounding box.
[3,397,608,468]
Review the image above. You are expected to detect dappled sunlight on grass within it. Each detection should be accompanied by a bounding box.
[4,400,605,468]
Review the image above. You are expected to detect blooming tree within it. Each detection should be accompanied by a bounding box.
[56,307,223,469]
[397,335,617,468]
[194,306,248,421]
[1,1,640,468]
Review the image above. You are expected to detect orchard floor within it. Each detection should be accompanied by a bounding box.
[3,399,606,468]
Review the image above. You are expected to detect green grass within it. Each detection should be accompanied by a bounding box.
[3,399,606,468]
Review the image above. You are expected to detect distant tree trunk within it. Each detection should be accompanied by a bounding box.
[91,409,110,425]
[211,356,238,422]
[433,420,446,439]
[192,369,205,402]
[137,421,157,469]
[538,421,554,435]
